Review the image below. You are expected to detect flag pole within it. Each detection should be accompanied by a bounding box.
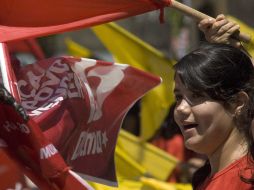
[169,0,251,44]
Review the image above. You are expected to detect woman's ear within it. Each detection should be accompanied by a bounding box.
[234,91,249,117]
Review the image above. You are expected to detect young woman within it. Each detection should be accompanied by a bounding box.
[173,43,254,189]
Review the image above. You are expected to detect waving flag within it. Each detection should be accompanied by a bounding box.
[117,130,178,181]
[0,0,166,187]
[115,144,147,179]
[0,85,94,190]
[9,55,161,186]
[0,0,172,42]
[92,23,175,140]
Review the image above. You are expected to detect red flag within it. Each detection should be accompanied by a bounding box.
[0,0,172,42]
[0,144,30,190]
[11,56,161,186]
[0,86,94,190]
[0,1,163,186]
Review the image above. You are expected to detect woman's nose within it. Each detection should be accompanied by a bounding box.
[175,99,191,116]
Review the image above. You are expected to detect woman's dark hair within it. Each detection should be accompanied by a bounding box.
[174,43,254,189]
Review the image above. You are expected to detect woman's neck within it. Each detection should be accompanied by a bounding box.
[207,128,248,176]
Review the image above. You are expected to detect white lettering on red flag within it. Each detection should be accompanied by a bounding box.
[71,130,108,160]
[3,121,30,134]
[40,144,58,159]
[17,58,82,115]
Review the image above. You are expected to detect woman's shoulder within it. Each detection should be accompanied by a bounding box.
[213,155,249,178]
[198,155,253,190]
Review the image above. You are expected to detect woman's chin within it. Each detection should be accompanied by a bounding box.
[184,138,204,153]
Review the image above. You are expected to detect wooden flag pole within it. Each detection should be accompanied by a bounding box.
[169,0,251,44]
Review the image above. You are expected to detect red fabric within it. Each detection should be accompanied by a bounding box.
[152,134,184,161]
[0,1,164,187]
[12,56,161,186]
[0,147,30,189]
[0,89,93,190]
[0,0,172,42]
[197,155,253,190]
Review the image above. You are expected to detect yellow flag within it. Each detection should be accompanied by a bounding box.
[115,144,147,179]
[90,178,143,190]
[140,177,193,190]
[90,177,192,190]
[64,38,93,58]
[92,23,175,140]
[117,130,179,181]
[227,15,254,56]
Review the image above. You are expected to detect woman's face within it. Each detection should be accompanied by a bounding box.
[173,74,235,155]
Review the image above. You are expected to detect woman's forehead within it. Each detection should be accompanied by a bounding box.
[174,73,207,96]
[174,74,187,93]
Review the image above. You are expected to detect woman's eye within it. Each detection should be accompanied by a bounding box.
[174,94,182,102]
[188,93,208,105]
